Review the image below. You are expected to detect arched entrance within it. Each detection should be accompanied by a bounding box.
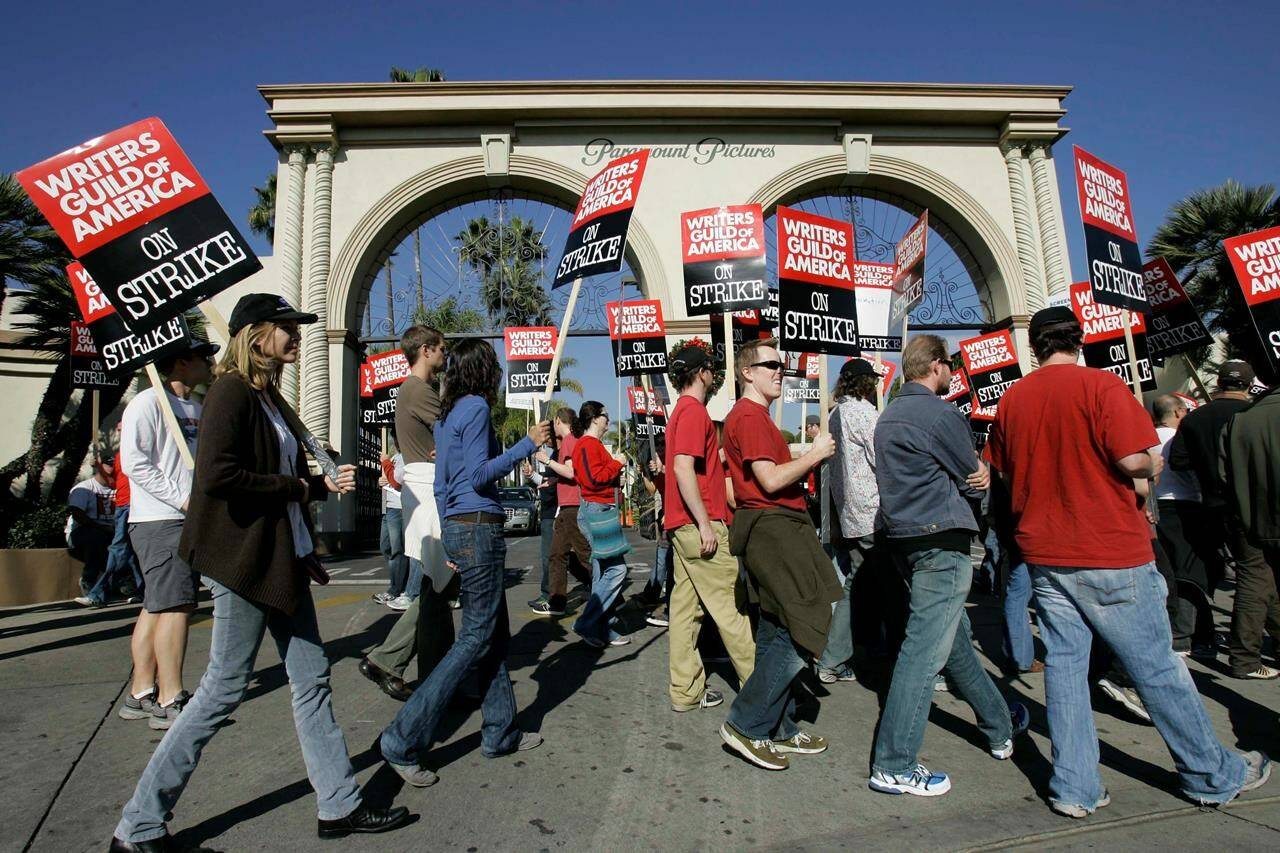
[250,80,1071,546]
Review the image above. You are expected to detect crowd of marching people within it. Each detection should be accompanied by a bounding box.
[102,295,1279,850]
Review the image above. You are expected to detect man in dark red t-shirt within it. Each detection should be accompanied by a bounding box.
[663,345,756,715]
[719,338,838,771]
[989,306,1268,817]
[532,408,592,615]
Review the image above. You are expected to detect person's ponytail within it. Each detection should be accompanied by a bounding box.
[574,400,604,438]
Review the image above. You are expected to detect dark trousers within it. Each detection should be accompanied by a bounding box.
[416,573,459,681]
[547,506,592,604]
[1227,522,1280,676]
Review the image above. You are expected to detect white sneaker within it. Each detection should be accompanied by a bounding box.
[868,764,951,796]
[387,594,412,611]
[371,592,393,604]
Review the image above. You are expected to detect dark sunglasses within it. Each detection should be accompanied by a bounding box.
[751,360,785,372]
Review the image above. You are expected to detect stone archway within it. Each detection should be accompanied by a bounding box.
[251,80,1072,546]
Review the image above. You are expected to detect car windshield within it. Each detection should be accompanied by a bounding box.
[499,489,532,502]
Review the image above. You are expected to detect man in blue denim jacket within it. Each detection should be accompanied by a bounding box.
[868,334,1027,798]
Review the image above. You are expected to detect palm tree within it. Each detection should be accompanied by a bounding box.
[389,66,447,82]
[1,172,69,316]
[412,297,484,333]
[0,266,207,511]
[455,215,552,329]
[384,253,396,333]
[247,174,276,245]
[1148,180,1280,368]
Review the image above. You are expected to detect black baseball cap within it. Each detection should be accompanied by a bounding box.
[187,339,220,358]
[669,344,712,373]
[1029,306,1079,339]
[1217,359,1255,390]
[228,293,318,338]
[805,414,820,427]
[840,358,878,379]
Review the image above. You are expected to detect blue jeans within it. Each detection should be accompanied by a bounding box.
[381,507,408,596]
[1003,561,1035,671]
[1030,562,1246,808]
[571,502,629,642]
[115,579,361,842]
[649,535,672,592]
[726,612,805,740]
[818,535,875,670]
[872,547,1013,775]
[88,506,142,603]
[405,557,423,599]
[381,519,520,764]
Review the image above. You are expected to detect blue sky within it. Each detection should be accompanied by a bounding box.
[4,1,1277,430]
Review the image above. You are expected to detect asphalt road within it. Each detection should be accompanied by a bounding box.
[4,530,1279,852]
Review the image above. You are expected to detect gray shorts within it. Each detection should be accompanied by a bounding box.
[130,519,198,612]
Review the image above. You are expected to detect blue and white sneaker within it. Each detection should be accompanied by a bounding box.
[991,702,1031,759]
[868,764,952,796]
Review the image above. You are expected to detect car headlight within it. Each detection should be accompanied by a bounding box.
[513,509,530,519]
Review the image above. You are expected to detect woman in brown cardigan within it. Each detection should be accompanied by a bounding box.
[110,295,410,852]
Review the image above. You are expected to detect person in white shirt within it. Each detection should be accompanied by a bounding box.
[373,447,408,606]
[116,340,216,729]
[66,460,117,594]
[1152,394,1215,658]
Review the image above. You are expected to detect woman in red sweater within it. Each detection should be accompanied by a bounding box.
[570,400,632,648]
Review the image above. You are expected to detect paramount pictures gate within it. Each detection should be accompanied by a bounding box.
[250,80,1073,549]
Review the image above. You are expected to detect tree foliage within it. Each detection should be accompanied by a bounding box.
[1148,180,1280,372]
[247,173,276,245]
[455,215,552,329]
[389,66,447,82]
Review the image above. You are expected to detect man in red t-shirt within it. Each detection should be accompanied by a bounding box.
[532,408,593,616]
[718,337,838,770]
[663,345,756,714]
[989,306,1269,816]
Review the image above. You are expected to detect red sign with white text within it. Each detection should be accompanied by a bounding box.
[569,150,649,231]
[1070,281,1148,342]
[775,206,854,289]
[1224,226,1280,308]
[1073,146,1137,243]
[366,349,411,390]
[16,118,211,256]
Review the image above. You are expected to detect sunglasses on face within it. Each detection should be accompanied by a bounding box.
[751,360,785,372]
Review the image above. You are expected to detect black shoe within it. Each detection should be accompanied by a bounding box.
[359,658,413,702]
[109,835,173,852]
[317,805,412,839]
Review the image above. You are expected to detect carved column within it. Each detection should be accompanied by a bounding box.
[301,144,335,443]
[1003,143,1046,314]
[1027,143,1069,298]
[278,144,308,407]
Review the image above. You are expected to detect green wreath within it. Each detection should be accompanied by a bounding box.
[668,336,725,398]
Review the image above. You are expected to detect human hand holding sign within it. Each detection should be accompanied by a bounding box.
[807,433,836,464]
[966,460,990,492]
[325,463,357,494]
[528,420,552,446]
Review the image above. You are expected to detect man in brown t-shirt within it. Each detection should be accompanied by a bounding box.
[361,325,448,701]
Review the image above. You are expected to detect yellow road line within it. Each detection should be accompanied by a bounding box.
[192,592,371,629]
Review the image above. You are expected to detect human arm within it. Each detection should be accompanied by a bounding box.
[673,453,717,555]
[535,448,574,480]
[748,435,834,495]
[380,456,401,491]
[121,393,190,512]
[1116,449,1162,479]
[465,401,541,489]
[1099,382,1163,481]
[928,407,987,496]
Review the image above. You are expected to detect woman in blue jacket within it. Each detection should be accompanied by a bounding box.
[380,338,551,787]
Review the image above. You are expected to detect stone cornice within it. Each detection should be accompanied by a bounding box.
[260,80,1073,100]
[260,81,1071,150]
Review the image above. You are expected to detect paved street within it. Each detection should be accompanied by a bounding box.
[4,530,1279,852]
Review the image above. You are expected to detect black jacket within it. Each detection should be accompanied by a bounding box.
[1167,397,1251,509]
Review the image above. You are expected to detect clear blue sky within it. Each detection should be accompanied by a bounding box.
[4,1,1277,430]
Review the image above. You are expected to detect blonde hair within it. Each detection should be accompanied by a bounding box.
[735,336,779,387]
[901,334,948,381]
[214,321,283,391]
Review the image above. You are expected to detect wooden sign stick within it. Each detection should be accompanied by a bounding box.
[1120,311,1144,402]
[381,427,388,456]
[874,352,885,411]
[145,363,194,470]
[818,356,830,435]
[91,390,101,460]
[1182,353,1212,401]
[197,302,231,341]
[722,312,736,402]
[539,277,583,428]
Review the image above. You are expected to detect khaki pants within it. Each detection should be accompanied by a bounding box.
[668,522,756,706]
